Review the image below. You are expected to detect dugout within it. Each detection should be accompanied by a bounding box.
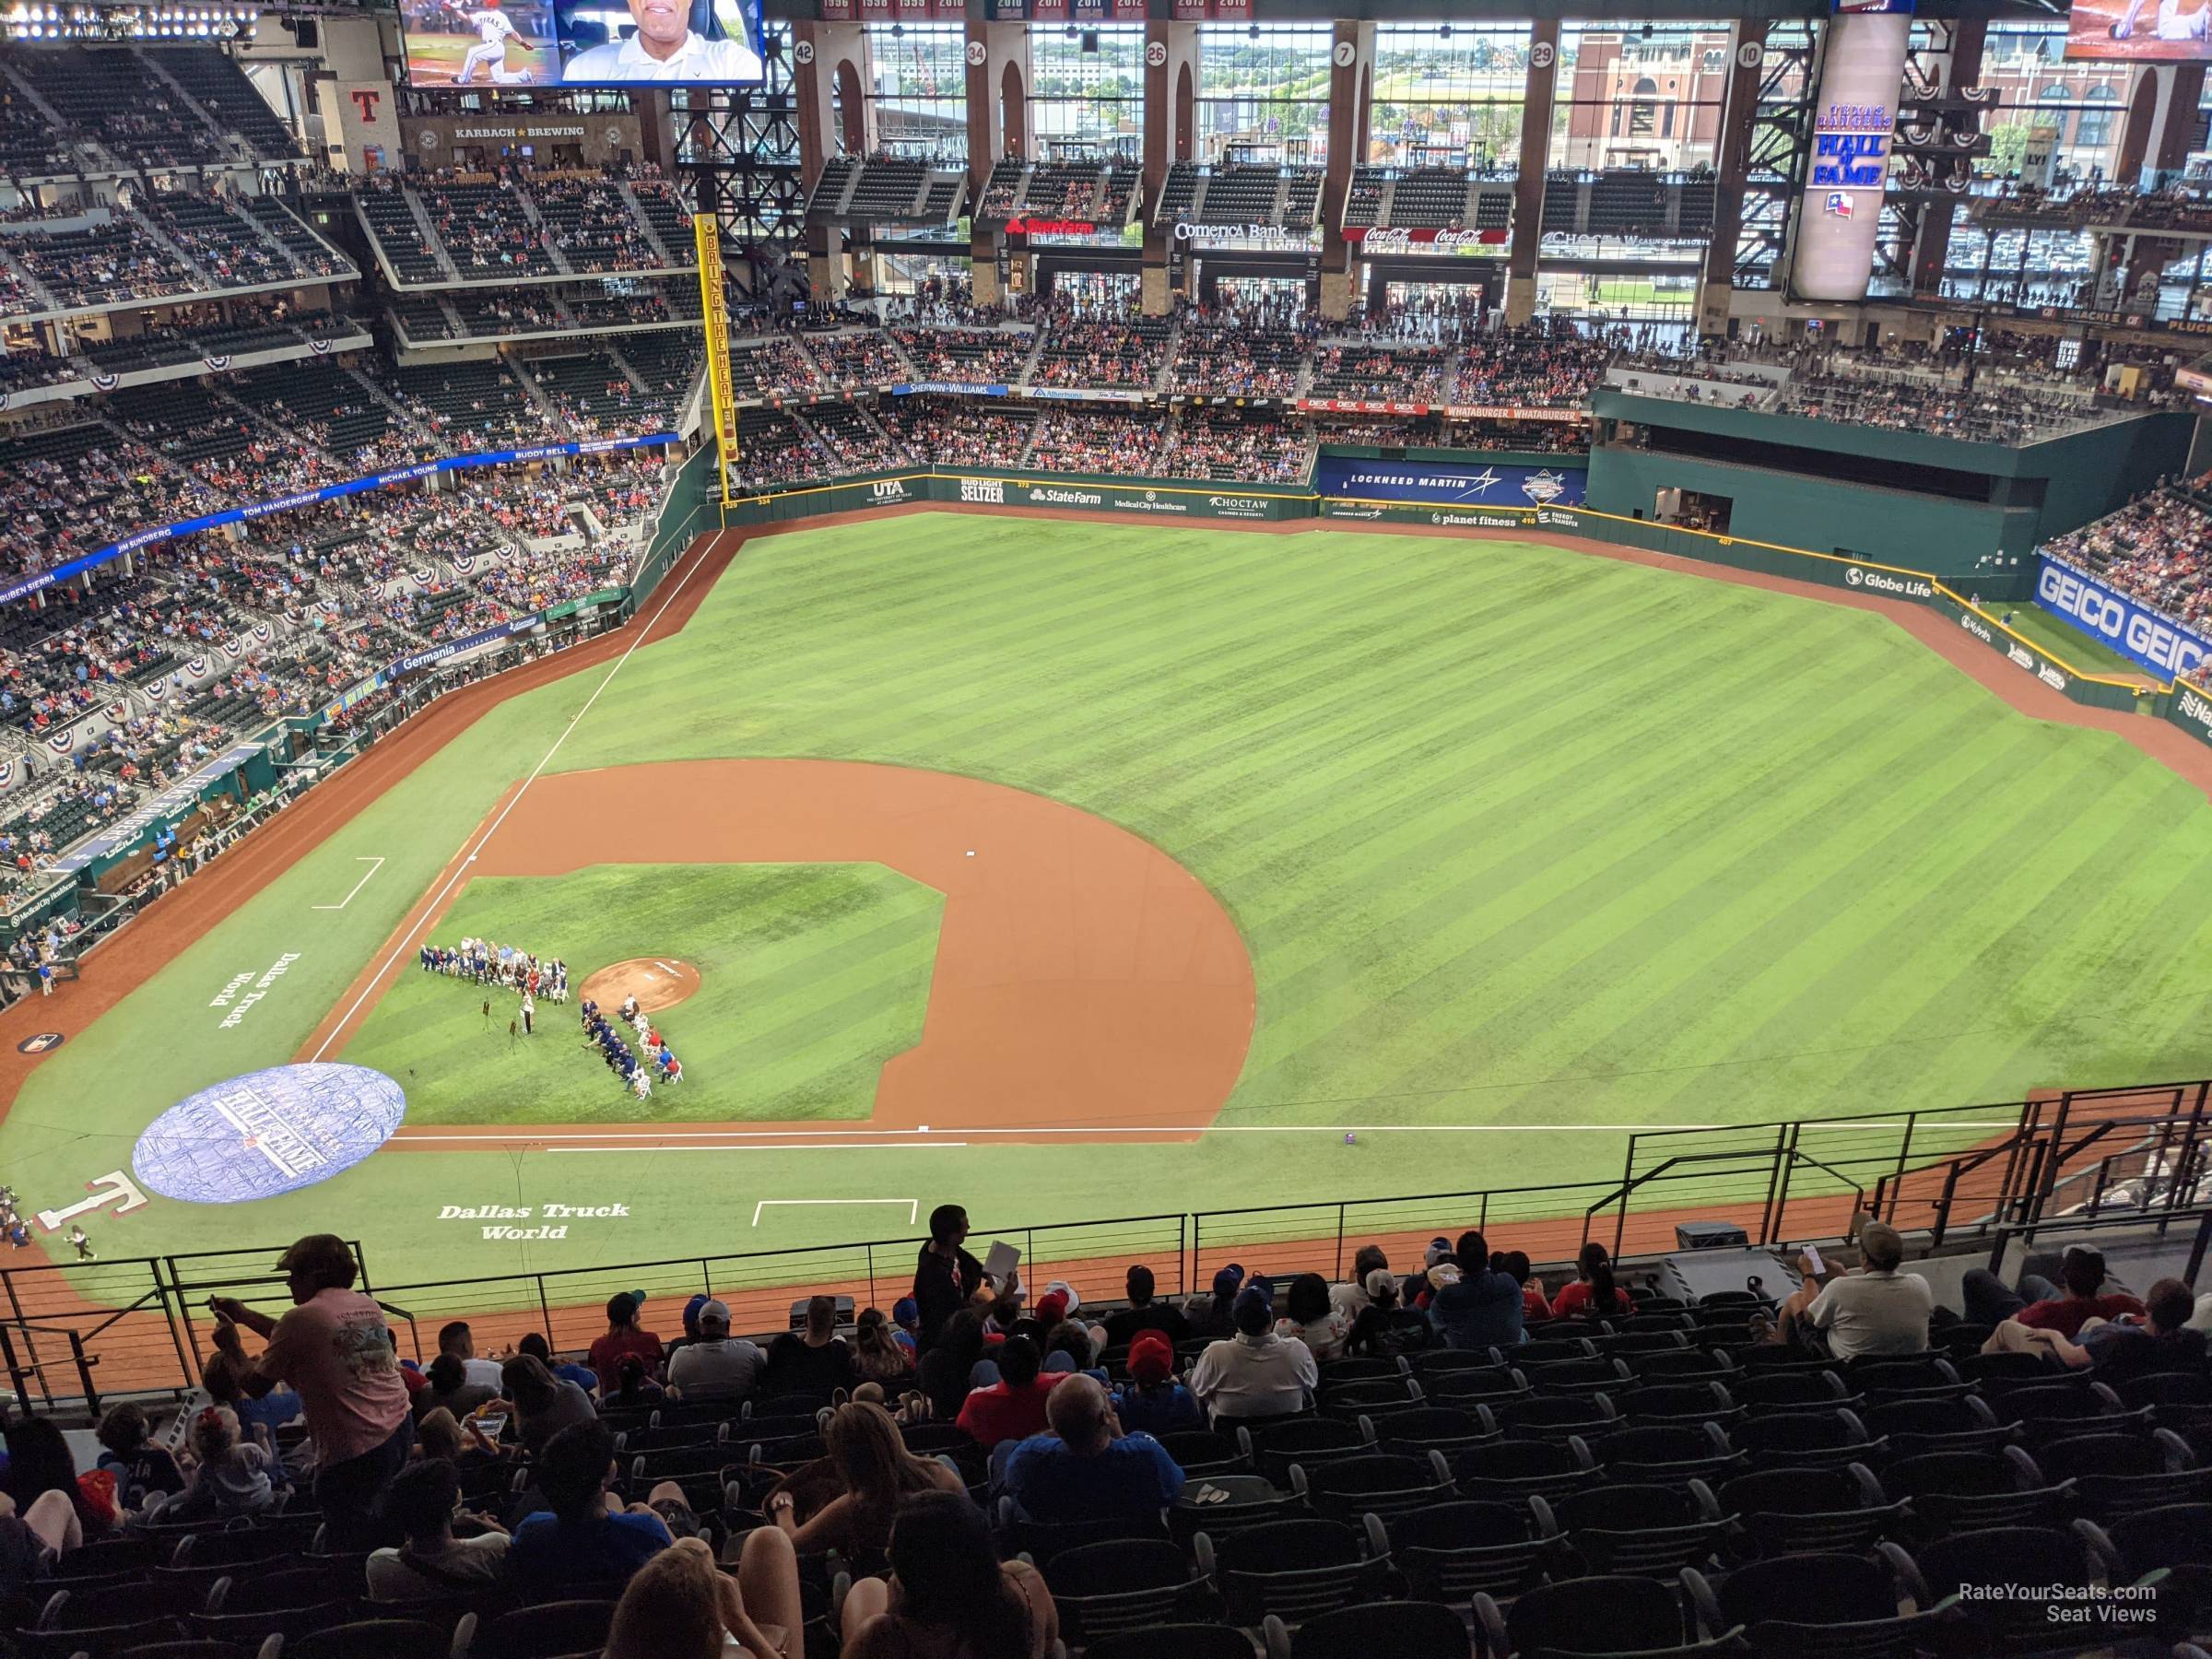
[1584,393,2194,590]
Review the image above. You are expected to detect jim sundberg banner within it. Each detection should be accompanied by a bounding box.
[1315,457,1587,510]
[2036,556,2212,679]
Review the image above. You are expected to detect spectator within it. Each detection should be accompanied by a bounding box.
[158,1405,278,1521]
[956,1335,1067,1448]
[519,1331,599,1395]
[1500,1252,1550,1321]
[1987,1277,2206,1382]
[505,1420,670,1596]
[420,1352,499,1419]
[1101,1265,1190,1348]
[1962,1247,2145,1335]
[587,1294,665,1394]
[667,1299,767,1400]
[610,1356,665,1409]
[1113,1334,1204,1436]
[1000,1374,1184,1524]
[918,1309,988,1421]
[764,1402,964,1575]
[206,1233,412,1547]
[366,1458,509,1599]
[437,1322,506,1391]
[1768,1220,1931,1359]
[1548,1241,1630,1319]
[500,1352,597,1453]
[765,1296,855,1396]
[1183,1265,1245,1342]
[605,1534,802,1659]
[93,1403,183,1510]
[1428,1231,1527,1349]
[1187,1286,1317,1425]
[1274,1272,1354,1361]
[851,1308,915,1383]
[4,1416,114,1552]
[840,1490,1057,1659]
[912,1204,983,1348]
[1329,1247,1393,1320]
[664,1294,712,1371]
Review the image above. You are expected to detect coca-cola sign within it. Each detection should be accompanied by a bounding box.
[1345,226,1507,253]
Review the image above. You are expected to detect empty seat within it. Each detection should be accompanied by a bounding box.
[456,1599,618,1659]
[1490,1396,1617,1442]
[1387,1499,1565,1606]
[1860,1394,2013,1456]
[1264,1598,1471,1659]
[2033,1429,2212,1518]
[1371,1406,1497,1459]
[1994,1382,2153,1443]
[1544,1482,1729,1579]
[1614,1382,1738,1430]
[1713,1464,1903,1557]
[1240,1418,1371,1488]
[1580,1424,1743,1488]
[1734,1409,1879,1469]
[1477,1571,1743,1657]
[1882,1448,2069,1535]
[1683,1550,1955,1657]
[1083,1626,1258,1659]
[2076,1500,2212,1629]
[1292,1452,1453,1524]
[1452,1439,1601,1505]
[1846,1355,1971,1402]
[1899,1524,2117,1653]
[1197,1516,1387,1628]
[1045,1537,1205,1645]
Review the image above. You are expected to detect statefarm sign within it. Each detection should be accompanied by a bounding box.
[1344,226,1508,253]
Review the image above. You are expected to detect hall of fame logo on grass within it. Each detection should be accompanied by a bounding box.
[133,1064,406,1205]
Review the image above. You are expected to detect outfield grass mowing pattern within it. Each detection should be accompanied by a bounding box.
[344,864,943,1124]
[9,513,2212,1285]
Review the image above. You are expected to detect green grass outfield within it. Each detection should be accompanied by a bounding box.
[8,513,2212,1300]
[344,864,941,1125]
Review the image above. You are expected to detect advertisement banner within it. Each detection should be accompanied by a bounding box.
[2035,556,2212,680]
[695,213,736,501]
[386,613,543,680]
[2170,684,2212,749]
[1315,457,1586,510]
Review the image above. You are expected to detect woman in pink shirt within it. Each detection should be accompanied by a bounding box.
[208,1233,413,1547]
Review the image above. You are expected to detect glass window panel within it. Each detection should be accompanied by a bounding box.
[863,21,966,159]
[1367,21,1531,170]
[1028,23,1145,157]
[1552,21,1732,171]
[1195,22,1333,163]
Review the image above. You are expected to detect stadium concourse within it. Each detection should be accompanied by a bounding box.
[4,13,2212,1659]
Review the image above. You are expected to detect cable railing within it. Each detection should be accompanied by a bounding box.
[2,1080,2205,1409]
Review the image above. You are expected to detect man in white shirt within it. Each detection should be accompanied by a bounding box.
[667,1300,767,1399]
[1782,1220,1933,1359]
[439,1321,508,1392]
[1186,1288,1317,1425]
[562,0,760,82]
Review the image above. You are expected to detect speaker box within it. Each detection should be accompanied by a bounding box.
[1675,1220,1749,1250]
[1653,1244,1798,1306]
[292,18,318,47]
[788,1293,855,1329]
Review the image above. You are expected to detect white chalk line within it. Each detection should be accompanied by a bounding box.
[310,543,715,1063]
[547,1143,967,1154]
[396,1120,2024,1141]
[752,1198,919,1226]
[312,856,386,912]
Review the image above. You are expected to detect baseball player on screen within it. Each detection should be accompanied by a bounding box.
[2107,0,2209,41]
[456,1,523,84]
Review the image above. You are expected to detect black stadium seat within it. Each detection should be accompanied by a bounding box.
[1265,1599,1471,1659]
[1684,1551,1957,1657]
[1477,1572,1744,1657]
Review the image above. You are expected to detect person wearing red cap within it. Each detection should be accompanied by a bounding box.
[1112,1334,1203,1435]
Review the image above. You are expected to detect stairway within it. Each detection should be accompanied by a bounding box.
[403,185,463,282]
[616,181,678,266]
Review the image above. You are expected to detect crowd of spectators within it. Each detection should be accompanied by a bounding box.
[1449,320,1613,408]
[1780,369,2102,443]
[1028,405,1169,473]
[2043,476,2212,647]
[872,397,1036,467]
[1171,412,1312,483]
[888,327,1033,385]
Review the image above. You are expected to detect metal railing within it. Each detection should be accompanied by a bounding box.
[4,1079,2206,1410]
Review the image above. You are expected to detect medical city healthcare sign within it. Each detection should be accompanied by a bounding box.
[2036,555,2212,679]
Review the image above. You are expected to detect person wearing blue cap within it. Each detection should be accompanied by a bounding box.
[889,1298,922,1355]
[1183,1263,1245,1342]
[1186,1285,1315,1426]
[662,1293,712,1371]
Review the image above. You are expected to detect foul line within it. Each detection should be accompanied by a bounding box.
[546,1143,967,1154]
[312,856,386,912]
[401,1120,2027,1141]
[752,1197,920,1226]
[309,543,715,1063]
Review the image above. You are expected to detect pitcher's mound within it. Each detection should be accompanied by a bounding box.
[581,958,702,1015]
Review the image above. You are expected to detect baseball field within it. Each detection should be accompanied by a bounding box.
[7,509,2212,1318]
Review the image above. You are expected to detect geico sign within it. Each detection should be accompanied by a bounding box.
[1844,566,1935,598]
[2035,565,2208,675]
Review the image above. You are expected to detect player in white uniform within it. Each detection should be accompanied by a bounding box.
[2109,0,2210,40]
[456,3,521,84]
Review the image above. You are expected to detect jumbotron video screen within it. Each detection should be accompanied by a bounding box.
[398,0,763,85]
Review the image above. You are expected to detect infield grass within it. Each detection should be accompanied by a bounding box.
[9,512,2212,1288]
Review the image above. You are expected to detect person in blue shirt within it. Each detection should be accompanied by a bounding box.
[1112,1333,1203,1436]
[999,1375,1183,1524]
[1426,1230,1526,1350]
[505,1420,669,1597]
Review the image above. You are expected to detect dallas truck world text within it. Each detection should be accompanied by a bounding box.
[441,1203,629,1240]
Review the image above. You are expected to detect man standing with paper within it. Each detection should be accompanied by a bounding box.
[912,1203,986,1349]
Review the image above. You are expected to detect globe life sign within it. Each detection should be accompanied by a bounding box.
[1794,11,1908,302]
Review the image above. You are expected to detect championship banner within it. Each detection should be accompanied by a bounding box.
[695,212,737,504]
[1316,457,1586,510]
[2036,555,2211,680]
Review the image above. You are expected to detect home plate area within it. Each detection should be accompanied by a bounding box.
[578,958,702,1015]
